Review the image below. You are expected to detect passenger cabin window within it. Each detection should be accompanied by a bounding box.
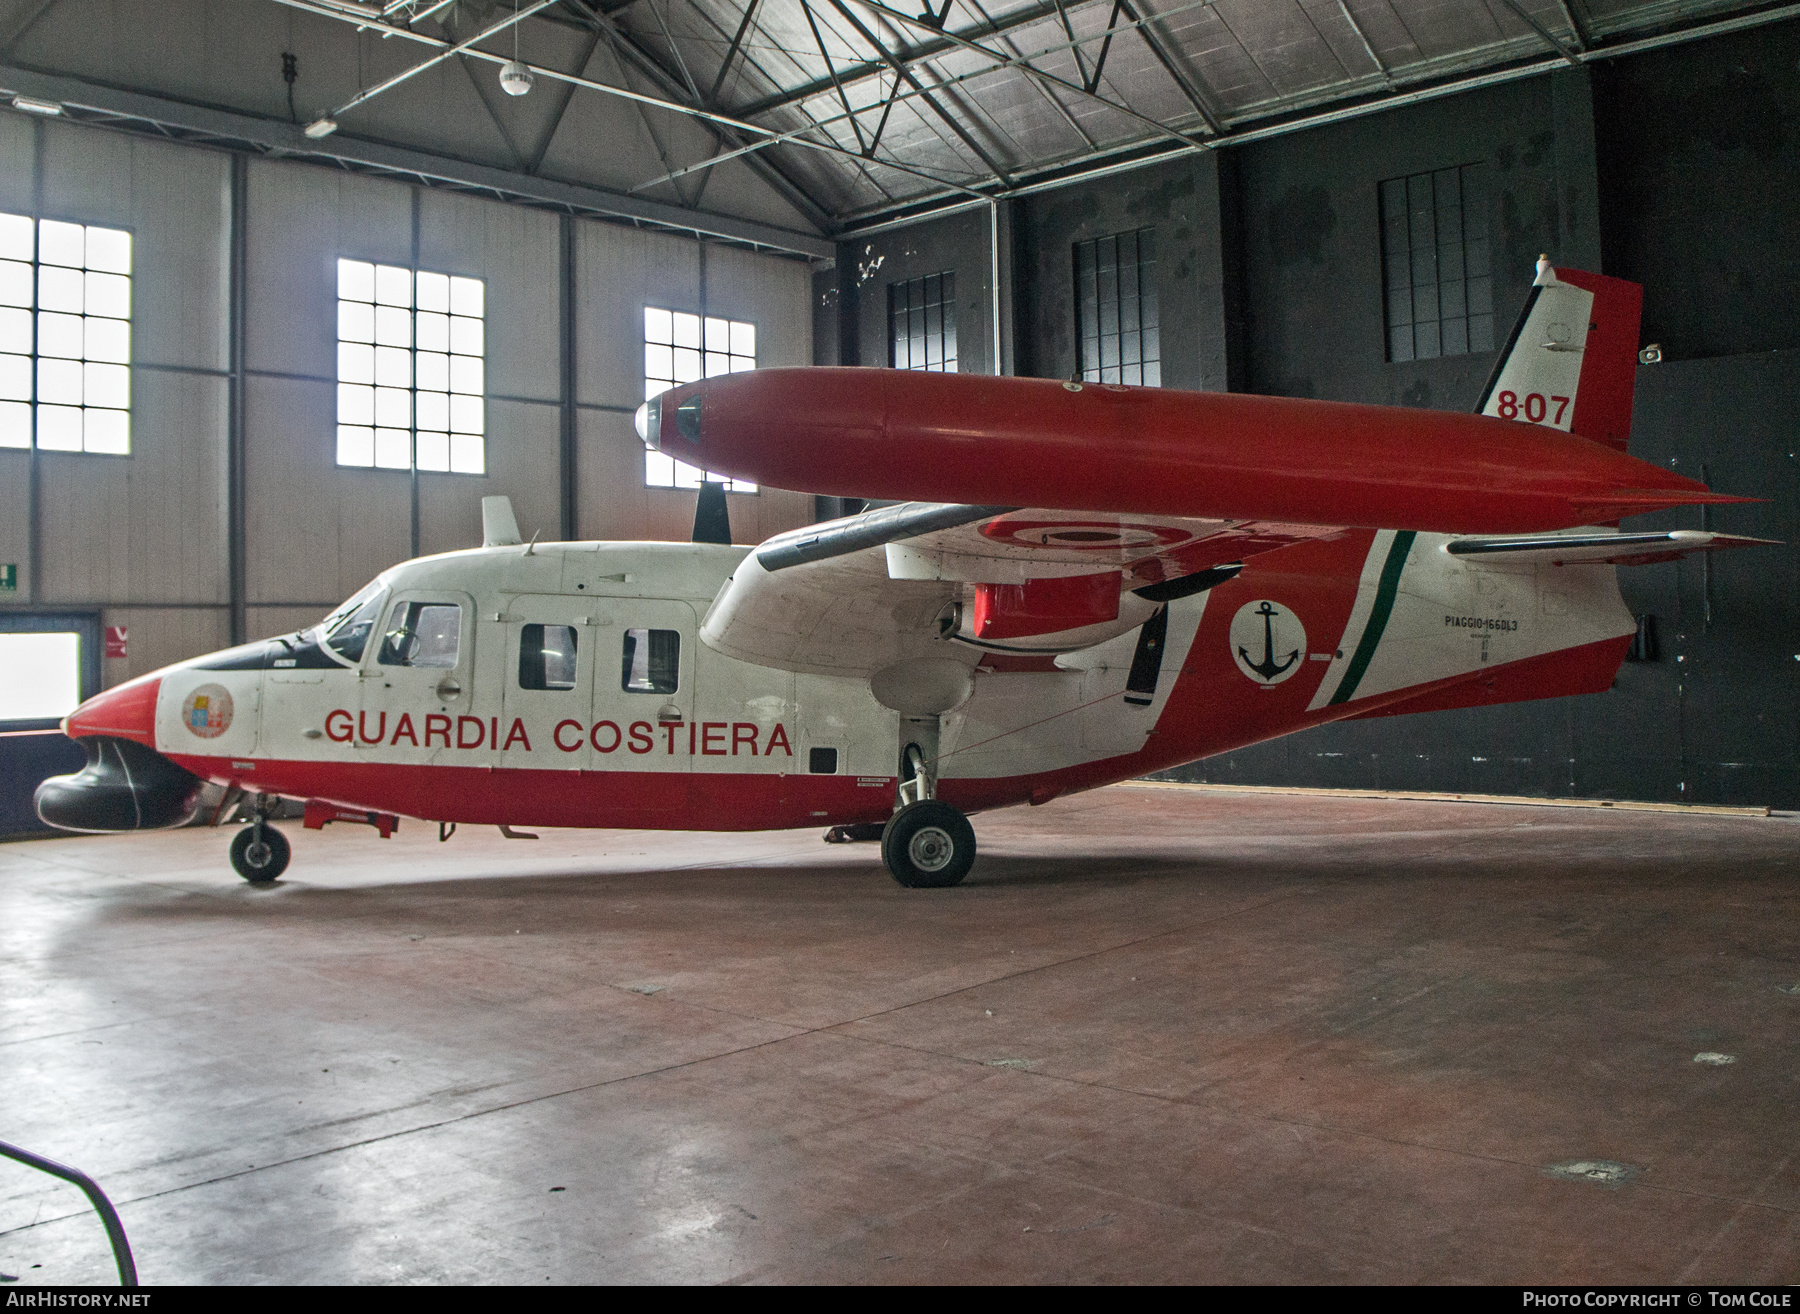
[809,747,838,774]
[621,628,679,694]
[378,602,461,669]
[519,624,577,691]
[322,585,385,663]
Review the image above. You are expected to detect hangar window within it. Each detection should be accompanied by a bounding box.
[0,213,133,456]
[643,307,756,492]
[1074,229,1159,387]
[621,627,679,695]
[519,624,578,691]
[1380,163,1493,362]
[335,260,486,475]
[888,272,956,373]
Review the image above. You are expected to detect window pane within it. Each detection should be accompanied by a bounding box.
[38,220,83,268]
[374,264,412,307]
[448,276,483,318]
[645,377,670,400]
[645,342,672,383]
[338,382,375,425]
[373,427,411,469]
[415,430,450,472]
[671,312,700,349]
[0,632,81,721]
[337,424,375,466]
[415,311,449,353]
[372,345,410,388]
[373,386,410,428]
[729,321,754,357]
[0,260,31,308]
[338,259,375,302]
[337,299,374,344]
[373,304,410,348]
[84,272,129,321]
[448,393,482,434]
[672,459,702,489]
[621,627,679,693]
[337,341,375,385]
[37,311,81,359]
[448,315,482,357]
[37,357,81,405]
[0,353,30,400]
[704,316,728,353]
[415,270,450,313]
[672,346,701,382]
[520,624,578,691]
[84,316,128,364]
[415,389,449,432]
[380,602,460,668]
[38,266,82,314]
[0,213,32,262]
[449,433,484,475]
[84,362,129,409]
[703,351,729,378]
[645,306,673,345]
[449,354,482,395]
[84,407,128,455]
[0,398,30,447]
[85,227,130,274]
[645,449,675,486]
[729,354,752,373]
[35,403,82,450]
[416,351,449,393]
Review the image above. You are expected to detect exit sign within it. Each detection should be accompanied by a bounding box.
[0,563,14,592]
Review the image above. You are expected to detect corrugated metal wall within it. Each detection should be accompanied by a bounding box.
[0,113,815,690]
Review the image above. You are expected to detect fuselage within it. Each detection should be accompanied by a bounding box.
[49,527,1636,834]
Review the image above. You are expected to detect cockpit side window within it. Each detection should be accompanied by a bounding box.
[519,624,578,691]
[621,628,679,694]
[322,585,387,664]
[379,602,462,669]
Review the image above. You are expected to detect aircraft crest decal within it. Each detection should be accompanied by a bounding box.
[181,684,234,738]
[1230,600,1306,686]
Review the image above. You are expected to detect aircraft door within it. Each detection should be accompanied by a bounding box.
[357,590,484,764]
[503,596,594,770]
[589,598,697,810]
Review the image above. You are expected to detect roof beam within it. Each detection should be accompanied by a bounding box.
[1494,0,1583,66]
[0,60,836,257]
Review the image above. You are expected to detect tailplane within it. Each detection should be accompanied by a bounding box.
[1475,257,1644,452]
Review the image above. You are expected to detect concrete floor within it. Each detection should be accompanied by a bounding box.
[2,783,1798,1285]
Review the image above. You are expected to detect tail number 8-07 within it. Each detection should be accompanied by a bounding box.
[1496,390,1570,426]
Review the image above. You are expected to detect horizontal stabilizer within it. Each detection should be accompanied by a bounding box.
[1445,529,1779,567]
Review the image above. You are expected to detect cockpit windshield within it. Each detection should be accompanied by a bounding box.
[317,581,387,665]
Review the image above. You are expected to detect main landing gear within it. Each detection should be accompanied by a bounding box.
[879,720,976,889]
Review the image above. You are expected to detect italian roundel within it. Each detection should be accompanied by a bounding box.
[181,684,234,738]
[1229,600,1307,686]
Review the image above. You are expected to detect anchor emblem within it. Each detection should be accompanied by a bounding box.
[1229,599,1308,686]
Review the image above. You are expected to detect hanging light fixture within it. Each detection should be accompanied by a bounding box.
[499,0,534,96]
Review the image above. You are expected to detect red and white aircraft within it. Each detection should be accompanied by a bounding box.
[37,259,1771,887]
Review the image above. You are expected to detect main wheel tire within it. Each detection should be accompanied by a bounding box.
[230,824,291,883]
[881,800,975,888]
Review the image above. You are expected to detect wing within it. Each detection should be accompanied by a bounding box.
[701,502,1344,677]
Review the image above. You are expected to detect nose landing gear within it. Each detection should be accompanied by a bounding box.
[229,814,291,884]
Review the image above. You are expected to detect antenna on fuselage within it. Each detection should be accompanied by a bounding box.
[481,495,523,548]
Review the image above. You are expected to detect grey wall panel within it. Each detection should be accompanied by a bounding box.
[704,242,812,370]
[244,374,409,607]
[574,220,699,409]
[0,113,33,212]
[417,398,561,559]
[418,189,560,403]
[0,450,27,603]
[42,123,230,373]
[37,370,227,605]
[101,604,229,685]
[846,207,994,375]
[244,157,412,380]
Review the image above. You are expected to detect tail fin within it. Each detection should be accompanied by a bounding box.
[1475,257,1644,452]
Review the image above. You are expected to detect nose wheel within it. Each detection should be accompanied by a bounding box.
[881,799,975,888]
[230,821,291,884]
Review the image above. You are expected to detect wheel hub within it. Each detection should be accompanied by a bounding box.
[245,841,272,868]
[908,825,955,873]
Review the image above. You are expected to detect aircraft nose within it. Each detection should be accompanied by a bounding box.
[63,673,161,747]
[635,395,661,448]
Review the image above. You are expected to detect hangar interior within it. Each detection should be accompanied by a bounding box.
[1,0,1798,1286]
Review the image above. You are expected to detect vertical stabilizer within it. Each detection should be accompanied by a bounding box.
[1475,258,1644,452]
